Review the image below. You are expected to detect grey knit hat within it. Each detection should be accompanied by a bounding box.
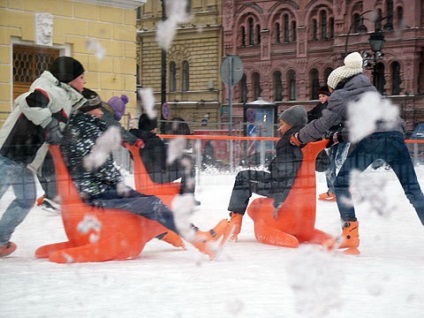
[327,52,363,89]
[279,105,307,126]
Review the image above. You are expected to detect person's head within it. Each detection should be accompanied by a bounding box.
[107,94,129,121]
[138,114,158,132]
[49,56,86,92]
[79,88,103,118]
[327,52,363,90]
[278,105,307,134]
[318,85,330,104]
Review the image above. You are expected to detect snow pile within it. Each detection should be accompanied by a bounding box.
[287,246,344,317]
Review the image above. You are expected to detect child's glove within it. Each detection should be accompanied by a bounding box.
[43,118,63,144]
[326,131,343,148]
[134,139,144,148]
[290,133,305,148]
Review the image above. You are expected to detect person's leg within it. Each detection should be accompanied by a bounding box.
[383,133,424,225]
[92,189,180,234]
[334,140,374,222]
[228,170,271,214]
[0,159,37,246]
[37,151,58,200]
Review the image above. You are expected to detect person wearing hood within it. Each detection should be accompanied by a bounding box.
[0,56,87,257]
[227,105,308,241]
[290,52,424,254]
[129,114,199,204]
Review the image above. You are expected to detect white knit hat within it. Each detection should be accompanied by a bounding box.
[327,52,363,89]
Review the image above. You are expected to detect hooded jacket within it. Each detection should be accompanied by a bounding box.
[0,71,86,164]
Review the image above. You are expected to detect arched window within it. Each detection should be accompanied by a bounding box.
[329,17,334,38]
[291,21,297,41]
[312,19,318,40]
[241,26,246,46]
[375,9,383,31]
[240,74,248,103]
[273,71,283,101]
[396,6,403,28]
[418,62,424,94]
[249,18,255,45]
[287,70,296,100]
[385,0,394,30]
[275,23,281,43]
[182,60,189,92]
[256,24,261,45]
[353,13,361,33]
[320,11,327,39]
[169,61,176,92]
[310,69,320,99]
[283,14,290,42]
[252,72,261,100]
[186,0,191,14]
[375,62,385,94]
[324,67,333,84]
[391,61,401,95]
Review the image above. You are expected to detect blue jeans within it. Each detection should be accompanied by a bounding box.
[89,188,179,234]
[326,142,350,193]
[0,155,37,245]
[334,132,424,224]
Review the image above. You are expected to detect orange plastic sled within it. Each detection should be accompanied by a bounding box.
[126,144,182,208]
[246,140,333,248]
[35,145,172,263]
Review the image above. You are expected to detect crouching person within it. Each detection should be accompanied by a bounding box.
[60,92,230,260]
[227,105,307,241]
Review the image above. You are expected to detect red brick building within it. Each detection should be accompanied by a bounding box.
[222,0,424,132]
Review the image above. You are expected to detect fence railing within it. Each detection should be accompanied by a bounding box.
[113,134,424,182]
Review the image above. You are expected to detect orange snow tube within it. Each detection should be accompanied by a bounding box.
[247,140,333,248]
[35,145,170,263]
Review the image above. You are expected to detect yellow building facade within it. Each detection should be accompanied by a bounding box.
[0,0,144,127]
[137,0,222,130]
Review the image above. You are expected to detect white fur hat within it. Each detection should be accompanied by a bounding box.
[327,52,363,89]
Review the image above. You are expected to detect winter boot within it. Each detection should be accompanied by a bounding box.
[338,221,360,255]
[191,219,231,260]
[157,231,186,249]
[0,242,17,257]
[229,212,243,241]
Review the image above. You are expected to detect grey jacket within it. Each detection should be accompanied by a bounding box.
[298,74,404,144]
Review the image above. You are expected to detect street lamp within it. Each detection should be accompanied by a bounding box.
[363,30,386,92]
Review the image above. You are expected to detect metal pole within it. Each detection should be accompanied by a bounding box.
[228,56,233,136]
[160,0,167,133]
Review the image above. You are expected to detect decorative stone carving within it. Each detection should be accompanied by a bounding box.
[35,13,53,46]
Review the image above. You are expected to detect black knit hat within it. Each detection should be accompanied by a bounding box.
[138,114,158,131]
[79,88,102,113]
[318,85,330,96]
[49,56,85,83]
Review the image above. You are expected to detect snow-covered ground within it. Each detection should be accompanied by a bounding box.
[1,168,424,318]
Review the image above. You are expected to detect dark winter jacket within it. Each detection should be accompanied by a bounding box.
[267,125,304,207]
[0,71,86,164]
[307,101,328,123]
[60,112,122,198]
[298,73,406,144]
[129,129,172,175]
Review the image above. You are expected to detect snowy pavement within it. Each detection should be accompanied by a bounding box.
[1,169,424,318]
